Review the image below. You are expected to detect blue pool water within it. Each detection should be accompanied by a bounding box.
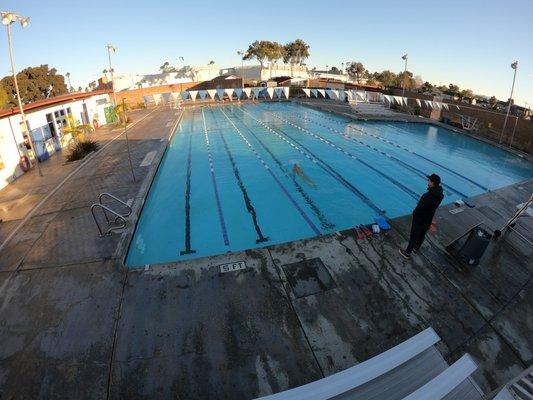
[125,102,532,267]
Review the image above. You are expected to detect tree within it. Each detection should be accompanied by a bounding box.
[489,96,498,109]
[365,77,377,86]
[458,89,474,101]
[346,61,365,83]
[0,84,9,109]
[243,40,271,68]
[374,70,398,88]
[283,39,310,74]
[446,84,460,97]
[0,65,68,107]
[329,66,341,74]
[420,81,434,93]
[243,40,285,70]
[398,70,414,90]
[159,61,177,73]
[208,60,215,65]
[62,115,94,142]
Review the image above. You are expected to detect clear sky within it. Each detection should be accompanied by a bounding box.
[1,0,532,106]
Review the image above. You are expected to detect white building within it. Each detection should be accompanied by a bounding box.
[112,64,221,91]
[0,91,112,190]
[226,64,310,83]
[310,70,349,82]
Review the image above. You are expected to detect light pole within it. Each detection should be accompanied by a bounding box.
[107,44,117,106]
[66,72,72,92]
[237,50,245,88]
[2,11,43,177]
[401,54,408,97]
[500,61,518,144]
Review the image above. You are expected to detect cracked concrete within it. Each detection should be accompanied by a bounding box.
[0,104,531,399]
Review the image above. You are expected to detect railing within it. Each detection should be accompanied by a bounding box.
[91,192,132,236]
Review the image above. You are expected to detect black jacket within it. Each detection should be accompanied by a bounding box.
[412,186,444,228]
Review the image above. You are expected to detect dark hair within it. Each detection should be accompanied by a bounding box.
[427,173,441,186]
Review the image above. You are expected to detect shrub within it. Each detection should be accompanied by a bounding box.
[66,139,99,162]
[62,115,94,142]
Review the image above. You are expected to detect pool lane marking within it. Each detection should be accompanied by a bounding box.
[219,107,322,236]
[299,106,489,192]
[288,112,470,199]
[180,114,196,255]
[227,107,335,230]
[201,108,230,246]
[236,106,385,216]
[271,112,420,201]
[373,122,490,191]
[208,107,269,244]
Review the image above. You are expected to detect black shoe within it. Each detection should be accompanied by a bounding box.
[399,249,411,259]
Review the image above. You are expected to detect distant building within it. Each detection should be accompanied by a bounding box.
[225,64,310,85]
[187,74,243,90]
[310,70,349,82]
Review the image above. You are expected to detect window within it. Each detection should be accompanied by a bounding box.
[46,113,57,137]
[67,107,72,115]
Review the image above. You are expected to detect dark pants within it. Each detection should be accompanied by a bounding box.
[406,222,429,254]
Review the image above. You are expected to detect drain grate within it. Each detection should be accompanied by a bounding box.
[281,257,337,298]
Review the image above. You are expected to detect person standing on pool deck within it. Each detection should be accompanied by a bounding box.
[399,174,444,259]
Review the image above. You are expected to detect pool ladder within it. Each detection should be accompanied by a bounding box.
[91,193,132,236]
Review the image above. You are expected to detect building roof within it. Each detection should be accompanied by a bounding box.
[0,90,112,119]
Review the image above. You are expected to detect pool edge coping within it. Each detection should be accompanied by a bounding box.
[114,109,185,269]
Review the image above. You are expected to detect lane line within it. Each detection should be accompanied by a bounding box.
[219,107,321,236]
[271,112,420,200]
[286,110,470,199]
[299,105,489,192]
[236,106,385,216]
[201,108,230,246]
[209,107,269,244]
[180,112,196,255]
[227,106,334,230]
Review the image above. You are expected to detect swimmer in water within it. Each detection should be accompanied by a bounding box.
[292,162,316,187]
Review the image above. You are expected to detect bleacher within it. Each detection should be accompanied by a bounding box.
[255,328,484,400]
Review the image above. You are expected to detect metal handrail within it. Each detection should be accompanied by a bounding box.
[91,193,132,236]
[91,203,127,236]
[99,192,132,216]
[98,192,132,224]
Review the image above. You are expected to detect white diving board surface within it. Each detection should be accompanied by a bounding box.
[255,327,483,400]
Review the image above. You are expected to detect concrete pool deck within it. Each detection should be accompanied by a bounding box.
[0,104,531,399]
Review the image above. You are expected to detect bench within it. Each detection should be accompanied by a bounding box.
[255,327,483,400]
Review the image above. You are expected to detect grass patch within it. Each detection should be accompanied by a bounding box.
[66,140,99,162]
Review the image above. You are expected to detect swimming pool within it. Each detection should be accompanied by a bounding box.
[125,102,532,267]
